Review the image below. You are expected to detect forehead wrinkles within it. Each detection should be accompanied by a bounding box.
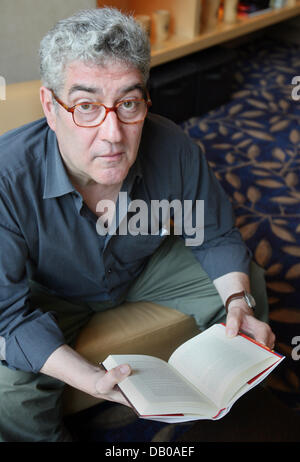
[68,83,145,99]
[63,63,144,100]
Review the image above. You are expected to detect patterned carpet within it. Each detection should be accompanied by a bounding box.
[65,36,300,442]
[182,36,300,416]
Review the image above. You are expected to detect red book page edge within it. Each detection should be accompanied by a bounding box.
[141,413,184,417]
[247,363,273,384]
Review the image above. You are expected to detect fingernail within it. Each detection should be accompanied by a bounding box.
[119,365,130,375]
[227,328,235,338]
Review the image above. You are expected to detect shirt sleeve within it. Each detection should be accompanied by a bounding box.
[181,139,252,281]
[0,189,65,373]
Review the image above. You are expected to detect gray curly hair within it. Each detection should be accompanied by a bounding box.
[39,8,151,94]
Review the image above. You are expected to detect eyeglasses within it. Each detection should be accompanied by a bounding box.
[50,89,152,128]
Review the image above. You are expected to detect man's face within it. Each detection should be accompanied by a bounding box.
[44,61,146,187]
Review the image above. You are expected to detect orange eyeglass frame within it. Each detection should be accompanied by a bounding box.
[50,89,152,128]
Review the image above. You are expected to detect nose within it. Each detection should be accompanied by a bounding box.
[97,109,123,144]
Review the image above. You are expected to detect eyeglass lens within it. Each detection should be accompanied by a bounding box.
[74,100,148,126]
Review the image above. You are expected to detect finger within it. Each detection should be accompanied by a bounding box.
[253,327,276,350]
[241,316,276,349]
[225,306,243,338]
[97,364,131,395]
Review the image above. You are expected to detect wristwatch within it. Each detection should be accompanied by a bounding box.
[225,290,256,313]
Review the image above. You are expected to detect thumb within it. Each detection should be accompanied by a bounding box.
[98,364,131,394]
[226,307,243,338]
[111,364,131,382]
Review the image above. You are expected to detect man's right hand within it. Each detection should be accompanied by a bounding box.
[40,344,132,407]
[94,364,132,406]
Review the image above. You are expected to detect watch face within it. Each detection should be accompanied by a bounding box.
[245,292,256,308]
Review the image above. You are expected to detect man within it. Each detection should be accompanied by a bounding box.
[0,8,274,442]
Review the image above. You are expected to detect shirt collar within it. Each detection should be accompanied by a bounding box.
[43,130,75,199]
[121,155,143,197]
[43,129,143,200]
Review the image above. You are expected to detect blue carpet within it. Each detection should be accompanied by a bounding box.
[65,36,300,442]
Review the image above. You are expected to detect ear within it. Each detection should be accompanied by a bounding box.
[40,86,57,131]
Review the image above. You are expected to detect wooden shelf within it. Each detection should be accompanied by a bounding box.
[97,1,300,67]
[151,3,300,67]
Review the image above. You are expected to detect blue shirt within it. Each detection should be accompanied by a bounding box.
[0,114,251,372]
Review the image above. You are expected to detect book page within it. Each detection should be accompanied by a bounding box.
[168,324,278,407]
[222,356,283,407]
[103,354,217,416]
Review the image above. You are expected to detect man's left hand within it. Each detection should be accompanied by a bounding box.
[226,302,275,349]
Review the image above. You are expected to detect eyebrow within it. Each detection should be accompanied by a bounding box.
[68,83,146,99]
[68,85,98,96]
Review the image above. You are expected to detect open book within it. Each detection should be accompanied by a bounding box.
[102,323,284,423]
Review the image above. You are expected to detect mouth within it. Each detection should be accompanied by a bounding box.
[97,152,124,162]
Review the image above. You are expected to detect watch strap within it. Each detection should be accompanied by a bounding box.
[225,290,252,313]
